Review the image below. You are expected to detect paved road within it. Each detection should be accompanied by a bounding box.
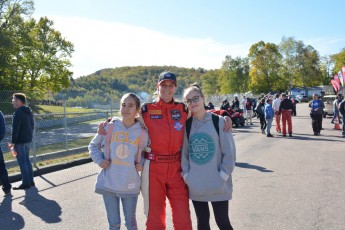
[1,103,344,230]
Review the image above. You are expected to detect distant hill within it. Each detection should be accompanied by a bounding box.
[55,66,207,107]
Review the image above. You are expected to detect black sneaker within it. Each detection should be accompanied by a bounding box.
[13,184,31,190]
[4,189,11,195]
[289,133,293,137]
[267,133,273,137]
[283,134,286,137]
[31,182,35,187]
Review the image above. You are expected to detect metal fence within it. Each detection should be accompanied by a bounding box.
[1,111,111,171]
[0,90,118,174]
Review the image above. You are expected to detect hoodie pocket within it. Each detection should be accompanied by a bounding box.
[185,168,226,196]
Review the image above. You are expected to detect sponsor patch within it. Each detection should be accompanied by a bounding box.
[171,110,181,121]
[150,115,162,119]
[149,110,162,115]
[174,121,183,131]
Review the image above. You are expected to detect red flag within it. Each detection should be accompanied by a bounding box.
[339,71,344,86]
[334,74,341,91]
[331,79,339,93]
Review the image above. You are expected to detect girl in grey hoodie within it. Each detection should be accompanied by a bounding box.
[182,85,236,230]
[89,93,148,230]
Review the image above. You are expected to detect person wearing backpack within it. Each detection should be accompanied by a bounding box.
[89,93,149,230]
[255,98,266,134]
[181,84,236,230]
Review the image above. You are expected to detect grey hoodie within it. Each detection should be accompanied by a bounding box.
[181,112,236,202]
[89,118,148,197]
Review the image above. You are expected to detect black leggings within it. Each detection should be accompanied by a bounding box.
[311,113,322,133]
[259,115,267,130]
[192,200,233,230]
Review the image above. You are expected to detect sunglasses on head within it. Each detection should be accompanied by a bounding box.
[185,96,200,105]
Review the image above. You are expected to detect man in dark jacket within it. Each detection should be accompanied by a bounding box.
[0,111,12,195]
[279,94,294,137]
[10,93,35,190]
[309,94,325,136]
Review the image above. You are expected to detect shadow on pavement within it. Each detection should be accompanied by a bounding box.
[0,195,25,229]
[284,134,345,142]
[235,162,274,172]
[20,187,62,224]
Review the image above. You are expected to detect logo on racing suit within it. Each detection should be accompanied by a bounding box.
[189,133,215,165]
[174,121,183,131]
[171,110,181,121]
[150,115,162,119]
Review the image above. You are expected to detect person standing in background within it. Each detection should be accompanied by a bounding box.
[273,94,281,133]
[331,95,342,124]
[10,93,35,190]
[279,94,294,137]
[338,97,345,137]
[0,111,12,195]
[245,97,253,125]
[255,98,266,134]
[265,99,274,137]
[309,94,325,136]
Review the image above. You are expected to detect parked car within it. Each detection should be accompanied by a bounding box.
[323,95,336,118]
[300,96,309,103]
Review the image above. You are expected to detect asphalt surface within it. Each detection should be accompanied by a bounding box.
[1,103,344,230]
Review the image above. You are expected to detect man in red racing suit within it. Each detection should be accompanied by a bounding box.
[140,72,192,230]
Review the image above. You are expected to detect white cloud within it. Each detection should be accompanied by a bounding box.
[40,16,251,78]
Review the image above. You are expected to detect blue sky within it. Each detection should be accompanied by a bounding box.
[33,0,345,78]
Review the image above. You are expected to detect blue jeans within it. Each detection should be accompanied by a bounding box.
[102,193,138,230]
[266,118,273,134]
[0,148,11,192]
[331,110,341,123]
[15,143,34,186]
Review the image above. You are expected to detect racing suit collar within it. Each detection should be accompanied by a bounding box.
[157,97,175,107]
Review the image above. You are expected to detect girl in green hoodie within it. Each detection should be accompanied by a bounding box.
[182,85,236,230]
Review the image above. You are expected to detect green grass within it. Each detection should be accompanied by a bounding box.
[4,136,93,161]
[7,152,90,175]
[36,105,101,114]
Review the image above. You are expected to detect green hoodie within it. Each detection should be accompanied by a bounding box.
[181,112,236,202]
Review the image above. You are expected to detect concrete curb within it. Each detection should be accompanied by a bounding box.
[5,146,89,169]
[0,157,92,185]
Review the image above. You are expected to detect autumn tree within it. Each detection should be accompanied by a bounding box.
[200,69,221,95]
[248,41,283,94]
[280,37,323,88]
[331,48,345,73]
[0,0,73,98]
[219,56,249,94]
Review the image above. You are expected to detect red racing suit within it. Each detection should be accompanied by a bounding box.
[141,98,192,230]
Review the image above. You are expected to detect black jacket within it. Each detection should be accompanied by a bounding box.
[11,106,34,144]
[279,99,294,114]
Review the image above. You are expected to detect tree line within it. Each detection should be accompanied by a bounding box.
[202,37,345,95]
[1,0,345,107]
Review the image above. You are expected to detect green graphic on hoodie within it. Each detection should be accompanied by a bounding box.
[190,133,215,165]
